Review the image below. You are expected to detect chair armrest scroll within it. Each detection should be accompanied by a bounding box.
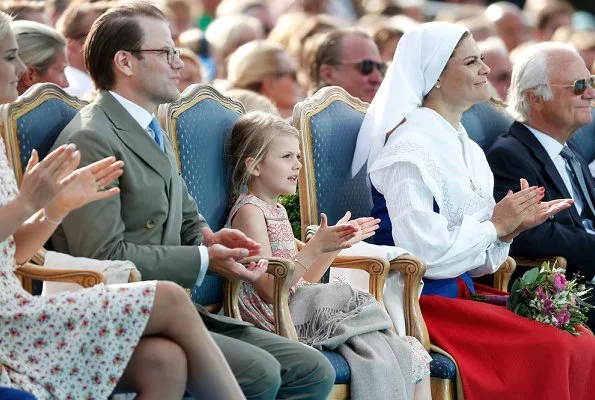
[493,256,517,292]
[31,247,47,265]
[224,256,298,341]
[389,254,430,351]
[330,254,389,305]
[13,262,105,288]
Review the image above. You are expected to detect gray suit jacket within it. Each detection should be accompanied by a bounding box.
[51,91,206,289]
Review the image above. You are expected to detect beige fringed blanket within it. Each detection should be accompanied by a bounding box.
[290,282,413,400]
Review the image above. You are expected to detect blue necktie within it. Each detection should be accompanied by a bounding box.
[148,117,164,151]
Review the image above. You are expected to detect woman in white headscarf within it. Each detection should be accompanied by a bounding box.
[352,22,595,400]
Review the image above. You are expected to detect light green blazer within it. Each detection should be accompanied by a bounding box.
[51,91,206,289]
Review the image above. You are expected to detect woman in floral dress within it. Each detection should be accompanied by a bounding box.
[0,11,243,400]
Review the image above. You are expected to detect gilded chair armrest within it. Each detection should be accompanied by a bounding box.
[330,254,390,305]
[224,256,298,341]
[513,256,567,271]
[31,247,47,265]
[128,268,142,283]
[389,254,430,351]
[493,256,517,292]
[304,224,319,242]
[13,262,105,288]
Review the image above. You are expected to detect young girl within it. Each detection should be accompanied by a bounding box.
[226,111,432,400]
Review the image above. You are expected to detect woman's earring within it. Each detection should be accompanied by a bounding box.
[435,79,441,89]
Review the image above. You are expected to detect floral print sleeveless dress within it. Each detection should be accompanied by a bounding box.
[227,193,431,383]
[0,138,156,399]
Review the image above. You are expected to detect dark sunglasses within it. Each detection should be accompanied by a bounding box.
[339,59,387,77]
[549,75,595,95]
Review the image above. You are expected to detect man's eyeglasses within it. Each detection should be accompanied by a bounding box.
[127,47,181,66]
[339,59,387,77]
[549,75,595,95]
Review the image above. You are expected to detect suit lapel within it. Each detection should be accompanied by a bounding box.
[96,92,172,190]
[509,122,583,224]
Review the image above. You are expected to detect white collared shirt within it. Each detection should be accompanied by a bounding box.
[109,91,210,287]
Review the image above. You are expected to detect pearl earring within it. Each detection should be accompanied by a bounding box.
[435,83,441,89]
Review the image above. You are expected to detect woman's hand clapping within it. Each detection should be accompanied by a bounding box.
[17,144,80,214]
[16,144,124,221]
[45,156,124,220]
[491,178,573,242]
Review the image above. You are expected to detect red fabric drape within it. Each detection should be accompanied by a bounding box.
[421,290,595,400]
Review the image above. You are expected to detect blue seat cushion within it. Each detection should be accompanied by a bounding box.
[0,388,37,399]
[321,350,351,384]
[430,351,457,379]
[322,350,455,383]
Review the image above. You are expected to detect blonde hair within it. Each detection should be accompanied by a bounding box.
[227,111,299,201]
[12,20,65,72]
[227,40,287,91]
[224,88,280,115]
[0,10,12,41]
[205,14,264,59]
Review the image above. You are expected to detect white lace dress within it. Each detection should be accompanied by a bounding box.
[0,138,157,399]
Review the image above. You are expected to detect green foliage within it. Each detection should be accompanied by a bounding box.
[279,192,301,238]
[507,262,592,335]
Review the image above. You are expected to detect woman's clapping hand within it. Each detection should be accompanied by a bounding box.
[491,178,573,242]
[16,144,124,221]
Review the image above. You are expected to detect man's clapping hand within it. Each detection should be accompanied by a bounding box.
[202,227,268,282]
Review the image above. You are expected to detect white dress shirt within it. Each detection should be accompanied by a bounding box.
[526,124,595,235]
[109,91,210,287]
[64,66,94,100]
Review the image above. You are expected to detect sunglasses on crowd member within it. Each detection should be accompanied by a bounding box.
[549,75,595,95]
[339,59,388,77]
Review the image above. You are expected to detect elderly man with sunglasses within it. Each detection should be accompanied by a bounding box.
[309,28,386,103]
[487,42,595,328]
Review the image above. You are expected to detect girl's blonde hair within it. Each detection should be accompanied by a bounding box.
[228,111,299,201]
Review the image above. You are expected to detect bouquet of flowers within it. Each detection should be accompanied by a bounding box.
[507,262,592,335]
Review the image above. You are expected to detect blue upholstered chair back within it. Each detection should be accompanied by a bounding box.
[159,84,245,308]
[461,102,513,152]
[569,108,595,164]
[294,86,371,239]
[0,83,87,184]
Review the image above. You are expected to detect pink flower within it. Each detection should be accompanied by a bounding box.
[557,311,571,326]
[536,286,546,300]
[553,274,567,292]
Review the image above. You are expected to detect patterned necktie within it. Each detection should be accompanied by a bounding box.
[148,117,164,151]
[560,146,595,219]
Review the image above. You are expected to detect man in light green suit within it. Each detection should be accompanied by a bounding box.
[50,3,335,399]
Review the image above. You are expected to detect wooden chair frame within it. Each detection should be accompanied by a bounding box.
[293,86,430,398]
[0,83,89,182]
[159,84,297,334]
[0,83,139,289]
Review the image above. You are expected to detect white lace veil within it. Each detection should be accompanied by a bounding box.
[351,22,468,177]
